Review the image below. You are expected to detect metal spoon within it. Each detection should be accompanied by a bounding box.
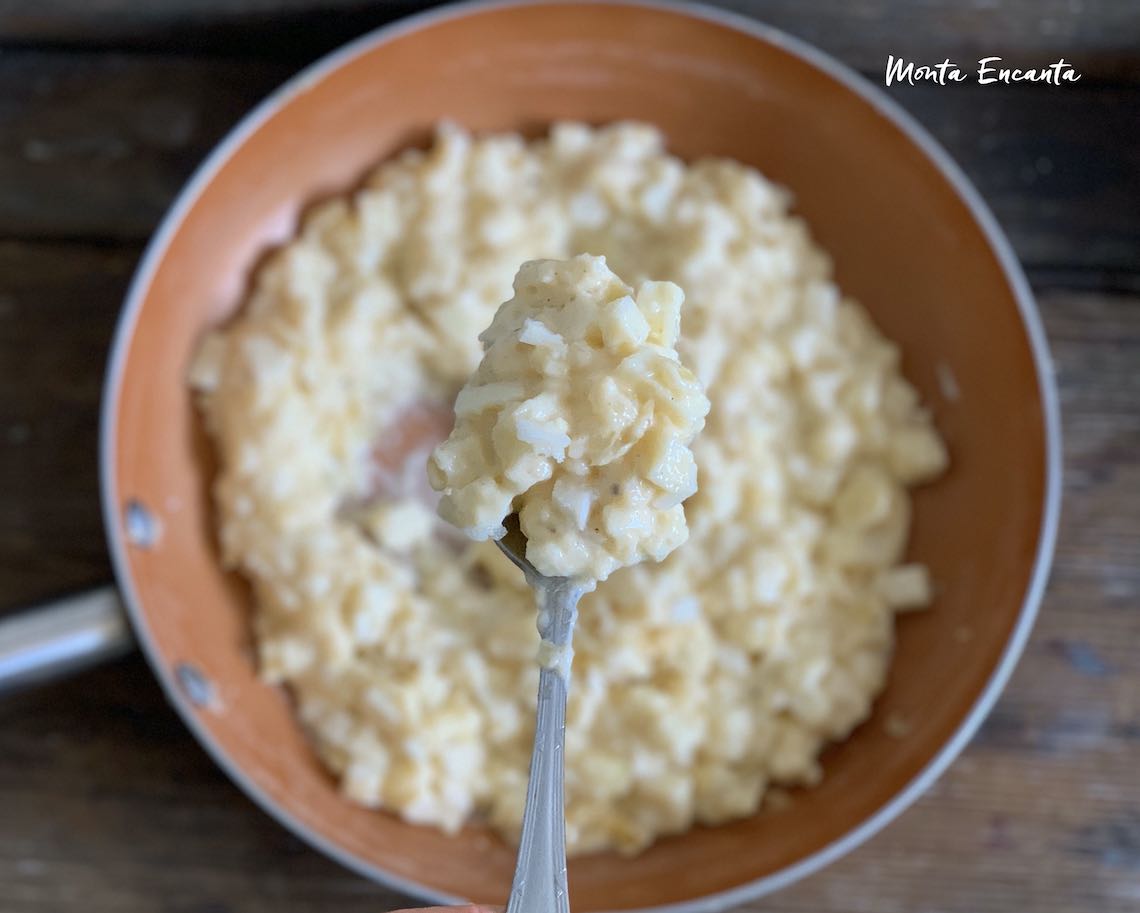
[495,514,588,913]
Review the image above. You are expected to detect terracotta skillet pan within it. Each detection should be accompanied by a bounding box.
[0,1,1061,910]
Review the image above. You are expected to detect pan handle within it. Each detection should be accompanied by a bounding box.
[0,586,133,695]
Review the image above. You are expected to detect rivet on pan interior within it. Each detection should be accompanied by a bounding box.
[175,663,216,710]
[124,499,161,548]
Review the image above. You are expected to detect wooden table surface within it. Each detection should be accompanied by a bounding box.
[1,2,1138,911]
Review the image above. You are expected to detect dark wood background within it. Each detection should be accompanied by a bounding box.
[1,2,1138,911]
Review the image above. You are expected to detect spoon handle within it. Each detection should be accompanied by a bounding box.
[506,666,571,913]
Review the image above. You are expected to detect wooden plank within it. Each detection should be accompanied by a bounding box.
[0,235,1137,909]
[0,0,1137,81]
[2,52,1138,274]
[0,53,287,242]
[886,81,1140,275]
[0,242,132,606]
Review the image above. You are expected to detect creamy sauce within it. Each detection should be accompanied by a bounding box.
[428,254,709,584]
[191,122,948,855]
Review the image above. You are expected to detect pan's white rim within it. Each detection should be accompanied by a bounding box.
[100,1,1063,910]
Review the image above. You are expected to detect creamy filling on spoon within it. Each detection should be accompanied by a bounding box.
[429,255,710,677]
[428,254,710,588]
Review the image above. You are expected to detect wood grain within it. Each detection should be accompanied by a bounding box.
[1,52,1138,273]
[0,0,1138,81]
[1,246,1137,909]
[0,54,285,241]
[0,242,129,605]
